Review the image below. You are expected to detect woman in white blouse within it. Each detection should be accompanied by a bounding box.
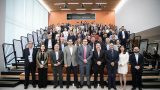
[118,45,129,90]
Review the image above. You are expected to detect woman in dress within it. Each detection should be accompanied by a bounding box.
[36,44,48,88]
[118,45,129,90]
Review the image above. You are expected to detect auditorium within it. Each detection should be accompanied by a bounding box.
[0,0,160,90]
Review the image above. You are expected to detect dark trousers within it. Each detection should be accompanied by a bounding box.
[38,68,48,88]
[53,66,63,86]
[107,67,117,88]
[94,64,104,86]
[66,65,78,86]
[132,70,142,88]
[25,62,36,87]
[120,39,127,48]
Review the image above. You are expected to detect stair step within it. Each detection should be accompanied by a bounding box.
[143,81,160,88]
[1,70,23,75]
[0,81,20,87]
[12,62,25,66]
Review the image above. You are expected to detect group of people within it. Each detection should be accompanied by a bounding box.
[23,22,144,90]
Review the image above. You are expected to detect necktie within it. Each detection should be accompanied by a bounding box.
[84,46,87,59]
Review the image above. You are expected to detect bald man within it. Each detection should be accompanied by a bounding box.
[129,47,144,90]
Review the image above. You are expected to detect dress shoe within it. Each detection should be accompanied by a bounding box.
[139,88,142,90]
[66,85,69,88]
[76,85,79,88]
[101,85,104,88]
[113,87,117,90]
[94,85,97,88]
[131,87,136,90]
[87,84,91,89]
[60,86,63,88]
[54,85,58,88]
[80,84,83,88]
[33,85,36,88]
[24,86,28,89]
[108,88,111,90]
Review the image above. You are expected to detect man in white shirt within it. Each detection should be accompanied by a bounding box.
[129,47,144,90]
[23,42,38,89]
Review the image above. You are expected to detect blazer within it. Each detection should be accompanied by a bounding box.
[23,48,38,68]
[129,53,144,72]
[36,50,48,68]
[77,45,93,65]
[105,49,119,69]
[93,50,105,64]
[50,50,64,67]
[118,31,129,40]
[63,46,78,66]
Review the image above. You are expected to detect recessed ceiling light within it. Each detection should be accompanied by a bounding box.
[96,3,107,4]
[68,3,79,5]
[82,3,93,5]
[91,9,102,10]
[54,3,65,5]
[60,9,71,10]
[76,9,86,10]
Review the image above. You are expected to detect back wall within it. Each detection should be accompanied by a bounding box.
[49,11,115,25]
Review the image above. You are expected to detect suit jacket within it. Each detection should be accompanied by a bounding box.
[23,48,38,69]
[63,46,78,66]
[36,50,48,68]
[77,45,93,65]
[105,49,119,69]
[118,31,129,40]
[129,53,144,73]
[44,39,55,50]
[50,50,64,67]
[89,42,96,52]
[93,50,105,64]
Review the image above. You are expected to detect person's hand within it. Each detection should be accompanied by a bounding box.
[64,64,68,67]
[111,62,115,66]
[40,65,44,68]
[119,64,123,67]
[135,66,140,70]
[54,64,58,66]
[57,62,61,65]
[84,59,87,64]
[97,61,101,65]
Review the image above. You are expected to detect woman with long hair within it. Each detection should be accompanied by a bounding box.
[36,44,48,88]
[118,45,129,90]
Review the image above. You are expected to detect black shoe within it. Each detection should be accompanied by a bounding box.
[33,85,36,88]
[131,87,136,90]
[108,88,111,90]
[139,88,142,90]
[87,84,91,89]
[113,87,117,90]
[101,85,104,88]
[54,85,58,88]
[76,85,79,88]
[80,84,83,88]
[94,85,97,88]
[60,86,63,88]
[24,86,28,89]
[66,85,69,88]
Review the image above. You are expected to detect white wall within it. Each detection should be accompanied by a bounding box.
[115,0,160,33]
[0,0,6,72]
[5,0,48,43]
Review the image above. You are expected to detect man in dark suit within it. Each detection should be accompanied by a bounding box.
[105,43,119,90]
[78,39,93,88]
[129,47,144,90]
[118,27,129,48]
[50,44,64,88]
[44,34,56,50]
[23,41,38,89]
[93,43,105,88]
